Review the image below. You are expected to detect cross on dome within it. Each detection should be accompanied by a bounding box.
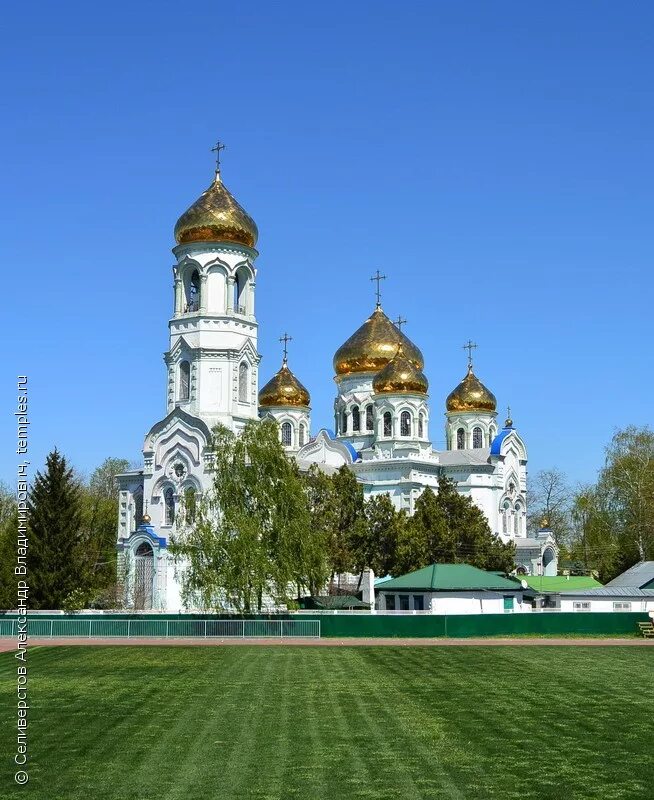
[394,315,407,331]
[211,140,226,175]
[279,332,293,364]
[370,270,386,308]
[463,339,478,368]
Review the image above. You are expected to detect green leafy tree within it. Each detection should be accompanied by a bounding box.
[173,420,328,611]
[28,450,85,609]
[359,493,407,578]
[80,457,130,606]
[396,479,515,574]
[568,426,654,582]
[600,426,654,564]
[569,486,618,582]
[326,465,367,590]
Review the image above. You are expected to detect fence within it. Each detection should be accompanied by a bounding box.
[0,618,320,639]
[1,611,648,638]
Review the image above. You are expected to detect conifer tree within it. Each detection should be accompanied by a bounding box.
[28,449,85,608]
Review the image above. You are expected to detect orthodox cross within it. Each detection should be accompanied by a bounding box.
[211,140,226,173]
[394,315,407,331]
[279,332,292,363]
[370,270,386,307]
[463,339,477,368]
[506,405,512,422]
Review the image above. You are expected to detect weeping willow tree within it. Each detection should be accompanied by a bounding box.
[171,419,329,612]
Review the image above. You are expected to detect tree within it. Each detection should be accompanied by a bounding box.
[28,450,85,609]
[527,468,572,544]
[568,486,618,582]
[172,420,328,612]
[326,466,368,589]
[396,479,515,574]
[599,426,654,564]
[79,457,130,606]
[358,494,406,578]
[0,483,17,609]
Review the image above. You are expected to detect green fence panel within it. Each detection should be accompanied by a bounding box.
[0,611,647,639]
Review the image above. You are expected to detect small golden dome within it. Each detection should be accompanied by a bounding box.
[259,360,310,408]
[174,172,258,248]
[373,346,428,395]
[142,514,151,524]
[446,365,497,412]
[333,307,424,377]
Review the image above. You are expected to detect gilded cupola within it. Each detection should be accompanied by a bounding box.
[259,359,310,408]
[174,168,258,248]
[333,307,424,377]
[373,345,429,395]
[446,365,497,413]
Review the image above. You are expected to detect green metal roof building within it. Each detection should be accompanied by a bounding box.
[375,564,529,615]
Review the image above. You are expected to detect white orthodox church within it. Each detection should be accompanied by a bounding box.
[117,156,557,611]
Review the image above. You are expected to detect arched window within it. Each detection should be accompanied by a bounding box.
[164,488,175,525]
[134,492,143,528]
[352,406,360,432]
[456,428,465,449]
[472,426,483,449]
[418,412,425,438]
[341,411,348,435]
[281,421,293,447]
[299,423,306,447]
[514,503,522,535]
[400,411,411,437]
[383,412,392,437]
[234,268,249,314]
[186,270,200,312]
[238,362,249,403]
[366,404,373,431]
[184,487,196,523]
[179,360,190,401]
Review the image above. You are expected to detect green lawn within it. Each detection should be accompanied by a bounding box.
[0,646,652,800]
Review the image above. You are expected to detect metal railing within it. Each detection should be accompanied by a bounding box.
[0,618,320,639]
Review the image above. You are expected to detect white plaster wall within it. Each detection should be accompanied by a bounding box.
[559,597,654,612]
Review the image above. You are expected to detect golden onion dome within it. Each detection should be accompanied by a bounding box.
[333,307,424,377]
[446,365,497,413]
[259,360,310,408]
[373,346,429,395]
[174,171,258,248]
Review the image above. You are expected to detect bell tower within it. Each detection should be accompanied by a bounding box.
[166,147,261,433]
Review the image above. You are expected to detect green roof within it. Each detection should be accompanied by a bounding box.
[376,564,522,592]
[524,575,603,593]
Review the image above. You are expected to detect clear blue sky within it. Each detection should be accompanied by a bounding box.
[2,1,652,487]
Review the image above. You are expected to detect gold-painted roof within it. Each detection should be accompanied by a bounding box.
[174,172,258,248]
[446,365,497,412]
[259,360,310,408]
[373,346,428,395]
[333,307,424,377]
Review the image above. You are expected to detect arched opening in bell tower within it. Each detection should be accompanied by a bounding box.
[184,269,201,312]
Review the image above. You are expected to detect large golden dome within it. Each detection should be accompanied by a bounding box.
[174,171,258,248]
[259,361,310,408]
[333,307,424,377]
[373,346,428,395]
[446,365,496,412]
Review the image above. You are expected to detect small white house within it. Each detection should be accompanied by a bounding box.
[375,563,530,615]
[559,588,654,613]
[558,562,654,612]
